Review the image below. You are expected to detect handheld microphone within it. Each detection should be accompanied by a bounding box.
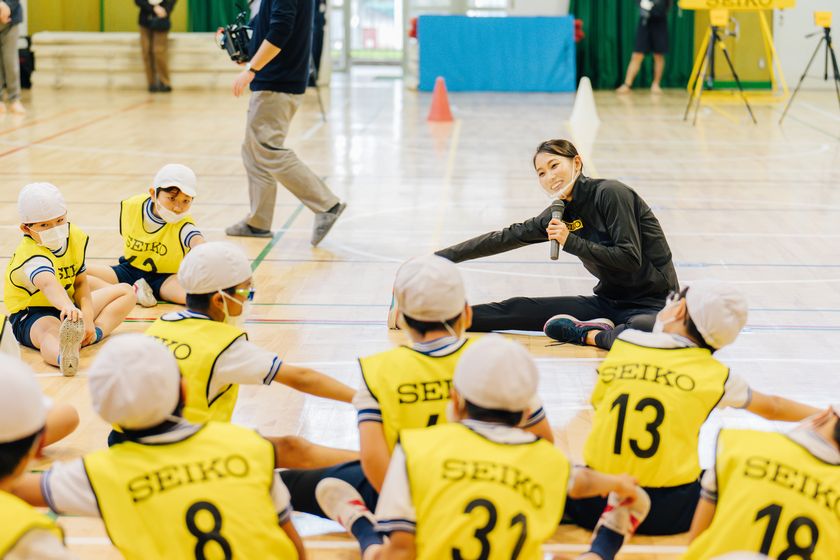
[550,199,566,261]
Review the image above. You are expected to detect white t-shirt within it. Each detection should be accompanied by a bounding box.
[374,419,577,533]
[160,311,283,400]
[5,529,76,560]
[353,336,546,428]
[617,329,752,409]
[42,422,292,523]
[9,249,87,295]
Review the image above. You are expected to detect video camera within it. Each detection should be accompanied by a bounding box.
[217,8,253,63]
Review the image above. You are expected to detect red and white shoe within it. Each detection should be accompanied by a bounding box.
[593,487,651,542]
[315,478,376,531]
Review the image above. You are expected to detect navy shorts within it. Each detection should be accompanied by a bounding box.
[563,478,701,535]
[635,16,669,54]
[112,257,171,299]
[9,306,62,350]
[280,460,379,519]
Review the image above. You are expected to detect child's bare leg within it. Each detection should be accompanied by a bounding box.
[159,274,186,305]
[269,435,360,469]
[86,264,119,289]
[29,316,61,366]
[91,284,136,337]
[43,403,80,446]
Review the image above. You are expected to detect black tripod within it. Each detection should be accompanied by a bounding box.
[683,24,757,125]
[779,25,840,124]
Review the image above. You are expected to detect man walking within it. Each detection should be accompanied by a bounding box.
[227,0,346,245]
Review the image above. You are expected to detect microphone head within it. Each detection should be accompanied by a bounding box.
[550,199,566,214]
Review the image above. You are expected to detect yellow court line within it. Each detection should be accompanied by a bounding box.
[709,103,741,125]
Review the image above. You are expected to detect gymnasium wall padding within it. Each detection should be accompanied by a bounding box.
[188,0,242,32]
[418,15,576,93]
[570,0,695,89]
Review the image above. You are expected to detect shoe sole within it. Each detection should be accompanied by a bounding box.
[225,227,273,238]
[315,477,373,531]
[543,314,615,331]
[58,319,85,377]
[311,203,347,246]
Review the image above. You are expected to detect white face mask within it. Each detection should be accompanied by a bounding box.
[156,197,188,224]
[542,162,579,201]
[219,291,252,328]
[37,222,70,251]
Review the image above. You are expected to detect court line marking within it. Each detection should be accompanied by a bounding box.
[0,100,152,159]
[0,108,82,137]
[250,204,306,271]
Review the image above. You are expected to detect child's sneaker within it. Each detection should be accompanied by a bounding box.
[315,477,376,531]
[593,487,651,542]
[133,278,157,308]
[58,318,85,377]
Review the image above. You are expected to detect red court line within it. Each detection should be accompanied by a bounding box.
[0,100,152,159]
[0,109,81,137]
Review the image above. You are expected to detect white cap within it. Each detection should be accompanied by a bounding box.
[89,335,182,430]
[685,280,748,350]
[0,355,47,443]
[454,335,538,413]
[18,183,67,224]
[394,255,466,322]
[153,164,197,197]
[178,242,252,294]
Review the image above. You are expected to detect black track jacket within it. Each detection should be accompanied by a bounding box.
[436,176,679,307]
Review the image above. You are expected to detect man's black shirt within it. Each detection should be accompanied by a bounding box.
[436,176,678,307]
[249,0,314,94]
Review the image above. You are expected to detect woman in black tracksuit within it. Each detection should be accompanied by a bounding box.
[435,139,678,350]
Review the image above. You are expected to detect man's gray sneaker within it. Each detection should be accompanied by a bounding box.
[311,202,347,246]
[225,221,273,238]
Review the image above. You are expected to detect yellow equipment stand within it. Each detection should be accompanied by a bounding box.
[683,9,758,124]
[680,0,795,106]
[779,11,840,124]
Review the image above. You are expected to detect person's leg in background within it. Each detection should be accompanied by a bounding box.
[650,16,669,93]
[591,309,658,350]
[617,52,645,93]
[0,22,23,113]
[469,295,607,333]
[228,91,344,244]
[152,29,171,92]
[652,53,665,93]
[0,23,8,113]
[139,26,157,92]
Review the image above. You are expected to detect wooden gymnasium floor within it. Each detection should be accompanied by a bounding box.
[2,70,840,559]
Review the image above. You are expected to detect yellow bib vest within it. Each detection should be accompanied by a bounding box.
[0,491,64,556]
[120,194,194,275]
[584,338,729,487]
[685,429,840,560]
[83,422,298,560]
[4,224,88,315]
[359,338,474,452]
[146,314,246,424]
[402,423,569,560]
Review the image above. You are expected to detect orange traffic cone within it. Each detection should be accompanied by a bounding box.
[427,77,454,122]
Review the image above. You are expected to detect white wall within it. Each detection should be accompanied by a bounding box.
[774,3,837,91]
[508,0,569,16]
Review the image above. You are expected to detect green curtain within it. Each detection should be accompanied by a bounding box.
[569,1,696,89]
[189,0,243,31]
